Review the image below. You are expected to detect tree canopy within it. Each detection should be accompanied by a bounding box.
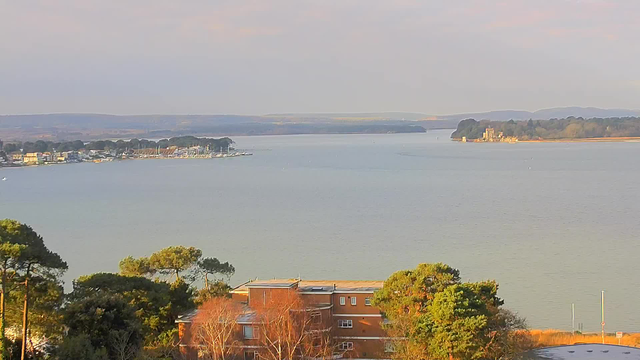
[64,293,143,359]
[0,221,237,360]
[148,246,202,282]
[1,136,234,154]
[118,256,155,277]
[374,263,460,317]
[0,219,67,360]
[451,116,640,140]
[120,246,205,283]
[0,221,28,359]
[55,334,108,360]
[67,265,204,359]
[197,257,235,289]
[69,273,173,340]
[426,283,495,360]
[373,263,528,360]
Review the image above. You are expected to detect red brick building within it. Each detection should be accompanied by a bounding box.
[177,279,393,360]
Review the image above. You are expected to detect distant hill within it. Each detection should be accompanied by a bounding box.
[435,107,640,121]
[266,112,432,121]
[531,107,640,119]
[0,114,428,141]
[1,107,638,141]
[271,107,640,122]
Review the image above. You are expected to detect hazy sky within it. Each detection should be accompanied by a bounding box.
[1,0,639,115]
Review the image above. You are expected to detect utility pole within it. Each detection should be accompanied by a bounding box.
[571,303,575,334]
[601,290,605,344]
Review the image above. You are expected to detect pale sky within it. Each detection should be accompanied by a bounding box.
[1,0,639,115]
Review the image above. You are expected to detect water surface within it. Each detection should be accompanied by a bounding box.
[1,129,639,332]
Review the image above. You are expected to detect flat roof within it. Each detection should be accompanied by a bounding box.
[525,344,640,359]
[245,279,300,289]
[233,279,383,293]
[299,280,383,292]
[177,306,255,324]
[175,309,198,323]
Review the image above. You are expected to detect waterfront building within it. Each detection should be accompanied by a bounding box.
[23,152,44,165]
[177,278,391,360]
[42,152,54,162]
[58,151,80,162]
[478,128,518,143]
[133,148,176,157]
[482,128,496,142]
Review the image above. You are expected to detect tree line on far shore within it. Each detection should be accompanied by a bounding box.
[0,136,234,155]
[451,116,640,140]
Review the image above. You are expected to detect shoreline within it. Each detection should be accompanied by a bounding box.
[0,152,252,170]
[454,136,640,143]
[522,136,640,143]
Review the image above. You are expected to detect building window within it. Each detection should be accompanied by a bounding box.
[339,342,354,351]
[339,296,346,306]
[243,325,258,339]
[385,341,396,353]
[311,312,322,324]
[351,297,357,306]
[198,349,209,358]
[244,350,259,360]
[338,319,353,328]
[364,297,372,306]
[312,333,323,348]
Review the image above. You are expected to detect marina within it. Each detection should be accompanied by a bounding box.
[0,138,252,168]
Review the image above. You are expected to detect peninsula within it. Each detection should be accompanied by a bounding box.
[451,116,640,142]
[0,136,250,167]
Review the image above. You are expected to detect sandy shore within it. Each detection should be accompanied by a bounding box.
[522,137,640,143]
[453,137,640,143]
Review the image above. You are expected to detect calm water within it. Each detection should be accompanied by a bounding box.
[1,130,639,332]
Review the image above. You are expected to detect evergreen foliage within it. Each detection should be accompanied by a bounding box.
[451,117,640,140]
